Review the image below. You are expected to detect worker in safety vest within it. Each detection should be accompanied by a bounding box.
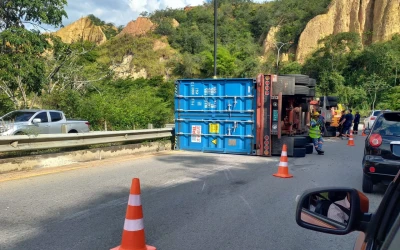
[310,111,324,155]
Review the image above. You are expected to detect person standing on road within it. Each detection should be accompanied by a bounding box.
[337,110,345,137]
[310,111,324,155]
[340,109,353,139]
[353,111,361,134]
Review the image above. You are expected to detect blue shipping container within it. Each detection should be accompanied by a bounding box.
[175,78,256,154]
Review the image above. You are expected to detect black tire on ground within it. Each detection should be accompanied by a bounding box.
[68,130,78,133]
[362,174,374,193]
[294,136,307,147]
[305,144,314,154]
[306,136,313,144]
[326,126,337,132]
[293,147,306,157]
[300,103,309,112]
[324,131,336,137]
[295,86,310,95]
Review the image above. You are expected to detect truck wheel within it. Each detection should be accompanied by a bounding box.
[324,131,336,137]
[307,78,316,87]
[68,130,78,133]
[281,74,309,85]
[300,103,309,112]
[305,144,314,154]
[307,88,316,97]
[293,148,306,157]
[295,86,310,95]
[362,175,374,193]
[294,137,307,147]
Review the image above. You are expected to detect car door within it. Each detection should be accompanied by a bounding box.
[356,173,400,250]
[49,111,64,134]
[31,111,50,134]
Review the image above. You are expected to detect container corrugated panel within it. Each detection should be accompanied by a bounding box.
[175,78,256,154]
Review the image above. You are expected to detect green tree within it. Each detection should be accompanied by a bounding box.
[202,47,237,77]
[0,28,50,108]
[362,74,390,110]
[0,0,67,29]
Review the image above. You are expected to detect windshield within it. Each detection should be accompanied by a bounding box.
[1,111,36,122]
[372,113,400,136]
[373,111,382,116]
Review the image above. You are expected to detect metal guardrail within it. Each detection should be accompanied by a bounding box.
[0,128,174,153]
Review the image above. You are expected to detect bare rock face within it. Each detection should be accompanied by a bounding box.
[118,17,155,37]
[111,55,147,79]
[54,17,107,45]
[172,19,180,28]
[262,26,289,63]
[296,0,400,63]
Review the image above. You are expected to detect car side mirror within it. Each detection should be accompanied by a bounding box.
[32,118,42,124]
[296,188,369,235]
[364,129,371,135]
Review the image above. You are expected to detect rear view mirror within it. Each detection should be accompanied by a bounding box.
[32,118,42,124]
[296,188,369,235]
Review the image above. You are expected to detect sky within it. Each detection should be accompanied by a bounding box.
[56,0,268,29]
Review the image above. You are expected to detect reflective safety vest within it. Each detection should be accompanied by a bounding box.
[309,119,321,139]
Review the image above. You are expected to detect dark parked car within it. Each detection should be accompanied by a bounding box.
[362,112,400,193]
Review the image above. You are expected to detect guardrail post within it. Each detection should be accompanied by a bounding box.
[148,124,154,129]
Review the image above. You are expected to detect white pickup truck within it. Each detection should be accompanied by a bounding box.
[0,110,90,136]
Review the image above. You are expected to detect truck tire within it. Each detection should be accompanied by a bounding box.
[320,96,338,107]
[305,144,314,154]
[300,103,309,112]
[324,131,336,137]
[308,78,316,87]
[362,174,374,193]
[307,88,316,97]
[281,74,309,85]
[294,136,307,147]
[293,148,306,157]
[295,86,310,95]
[326,126,337,132]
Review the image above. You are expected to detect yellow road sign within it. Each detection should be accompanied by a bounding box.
[212,139,217,145]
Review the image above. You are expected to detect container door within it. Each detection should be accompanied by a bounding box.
[175,78,256,155]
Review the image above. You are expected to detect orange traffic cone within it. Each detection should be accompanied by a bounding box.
[273,144,293,178]
[362,129,367,136]
[111,178,156,250]
[347,133,355,146]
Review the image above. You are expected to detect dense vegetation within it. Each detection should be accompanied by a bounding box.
[0,0,399,131]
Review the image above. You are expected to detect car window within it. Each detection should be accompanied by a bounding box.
[373,111,382,116]
[1,111,36,122]
[34,112,48,123]
[50,112,63,122]
[372,114,400,136]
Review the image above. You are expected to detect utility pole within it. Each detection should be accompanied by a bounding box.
[213,0,217,79]
[274,41,292,75]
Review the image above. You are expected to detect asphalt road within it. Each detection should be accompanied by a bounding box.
[0,135,386,250]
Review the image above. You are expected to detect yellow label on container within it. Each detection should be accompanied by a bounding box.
[209,123,219,133]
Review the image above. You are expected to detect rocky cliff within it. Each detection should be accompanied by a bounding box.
[296,0,400,63]
[118,17,155,37]
[54,17,107,45]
